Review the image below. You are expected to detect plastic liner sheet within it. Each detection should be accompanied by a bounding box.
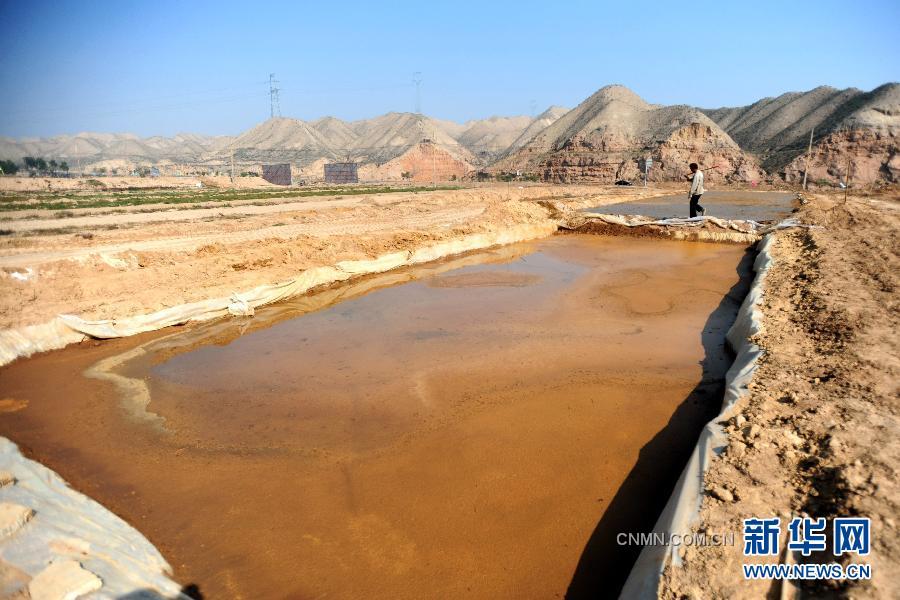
[618,232,777,599]
[575,213,767,243]
[0,437,188,599]
[582,212,763,233]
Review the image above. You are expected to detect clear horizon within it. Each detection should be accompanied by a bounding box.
[2,0,898,138]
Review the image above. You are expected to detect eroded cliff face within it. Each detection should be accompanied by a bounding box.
[357,142,472,182]
[782,129,899,186]
[538,124,765,184]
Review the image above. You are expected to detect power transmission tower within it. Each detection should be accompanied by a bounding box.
[412,72,422,114]
[269,73,281,118]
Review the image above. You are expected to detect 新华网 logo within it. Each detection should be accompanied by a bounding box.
[741,516,872,581]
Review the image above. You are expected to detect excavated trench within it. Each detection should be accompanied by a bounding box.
[1,233,757,598]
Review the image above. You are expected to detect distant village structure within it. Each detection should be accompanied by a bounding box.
[324,162,359,184]
[262,163,291,186]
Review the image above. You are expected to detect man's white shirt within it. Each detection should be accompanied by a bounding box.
[690,170,705,195]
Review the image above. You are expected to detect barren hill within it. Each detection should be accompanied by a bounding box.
[14,84,897,185]
[215,110,564,169]
[346,112,474,164]
[0,106,566,174]
[310,116,358,150]
[702,83,900,181]
[227,117,338,164]
[0,131,225,166]
[504,106,569,155]
[495,85,763,183]
[456,115,534,162]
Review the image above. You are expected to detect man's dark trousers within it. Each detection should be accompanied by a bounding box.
[690,194,704,218]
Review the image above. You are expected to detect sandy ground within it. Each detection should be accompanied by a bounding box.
[661,191,900,598]
[0,183,655,331]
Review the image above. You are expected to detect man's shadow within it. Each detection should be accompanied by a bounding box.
[566,246,756,599]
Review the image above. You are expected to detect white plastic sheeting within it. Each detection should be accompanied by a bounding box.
[576,213,765,244]
[0,222,557,367]
[582,213,818,238]
[618,233,776,599]
[0,437,188,599]
[582,212,764,233]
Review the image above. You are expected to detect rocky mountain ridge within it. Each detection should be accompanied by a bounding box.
[494,85,765,183]
[2,83,896,184]
[701,82,899,176]
[0,109,568,171]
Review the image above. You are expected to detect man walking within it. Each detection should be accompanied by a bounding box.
[686,162,705,217]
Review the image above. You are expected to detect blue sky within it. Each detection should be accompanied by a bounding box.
[1,0,898,137]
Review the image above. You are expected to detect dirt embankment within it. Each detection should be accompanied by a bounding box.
[661,191,899,598]
[0,184,653,333]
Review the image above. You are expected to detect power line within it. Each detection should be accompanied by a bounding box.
[279,82,414,94]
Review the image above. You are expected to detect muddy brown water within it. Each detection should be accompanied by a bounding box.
[590,190,795,221]
[0,234,753,599]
